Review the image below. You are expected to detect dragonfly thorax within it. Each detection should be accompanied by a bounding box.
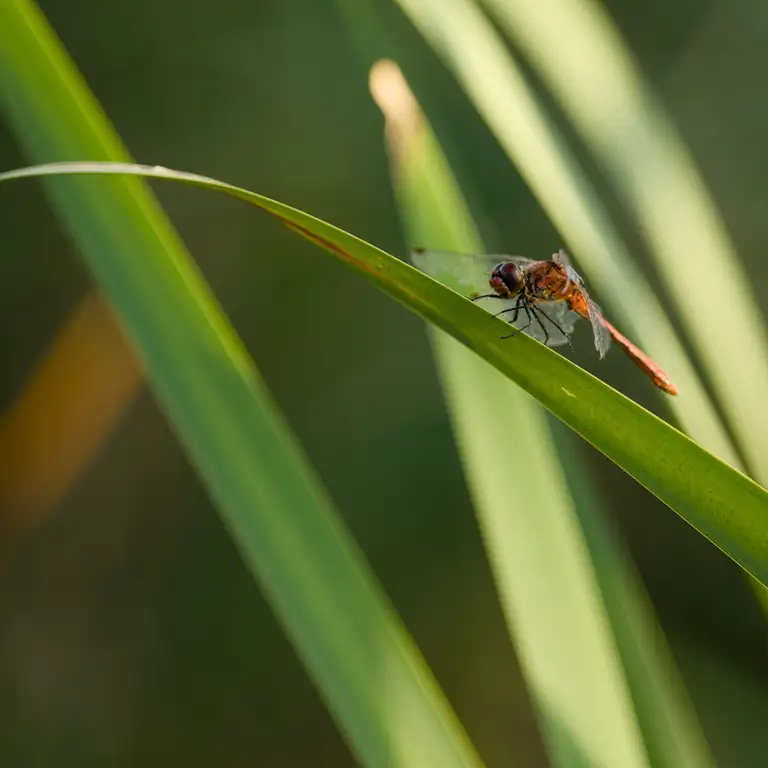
[489,261,525,298]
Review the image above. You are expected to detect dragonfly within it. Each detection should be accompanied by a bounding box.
[412,247,678,396]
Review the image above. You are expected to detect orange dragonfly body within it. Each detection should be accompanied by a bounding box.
[413,247,678,396]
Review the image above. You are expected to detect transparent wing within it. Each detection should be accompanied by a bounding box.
[560,255,612,357]
[472,296,580,348]
[585,299,612,358]
[563,261,584,286]
[411,248,532,297]
[526,300,580,348]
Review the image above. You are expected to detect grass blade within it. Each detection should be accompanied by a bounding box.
[0,4,487,765]
[370,58,714,767]
[2,160,766,591]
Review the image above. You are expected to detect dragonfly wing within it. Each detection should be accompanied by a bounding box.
[561,262,612,358]
[527,300,580,348]
[470,296,578,345]
[412,248,532,297]
[585,299,612,358]
[563,261,585,286]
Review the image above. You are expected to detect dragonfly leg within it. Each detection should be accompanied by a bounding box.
[471,293,504,302]
[529,305,550,346]
[534,306,574,350]
[501,301,533,339]
[492,294,524,320]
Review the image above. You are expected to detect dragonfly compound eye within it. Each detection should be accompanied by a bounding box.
[490,262,525,297]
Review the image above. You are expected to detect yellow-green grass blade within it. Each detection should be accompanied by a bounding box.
[371,59,713,767]
[548,422,716,768]
[480,0,768,485]
[2,159,766,590]
[0,4,486,766]
[389,0,742,473]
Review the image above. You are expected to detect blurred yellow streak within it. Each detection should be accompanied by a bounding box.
[0,292,141,552]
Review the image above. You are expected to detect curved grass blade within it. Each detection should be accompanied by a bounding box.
[480,0,768,485]
[1,160,766,590]
[0,4,486,765]
[388,0,742,472]
[371,58,713,768]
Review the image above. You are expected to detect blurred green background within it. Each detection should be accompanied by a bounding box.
[1,1,767,765]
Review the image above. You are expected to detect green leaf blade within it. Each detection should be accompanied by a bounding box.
[0,5,487,766]
[2,160,767,590]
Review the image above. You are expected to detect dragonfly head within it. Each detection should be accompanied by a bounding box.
[490,261,525,298]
